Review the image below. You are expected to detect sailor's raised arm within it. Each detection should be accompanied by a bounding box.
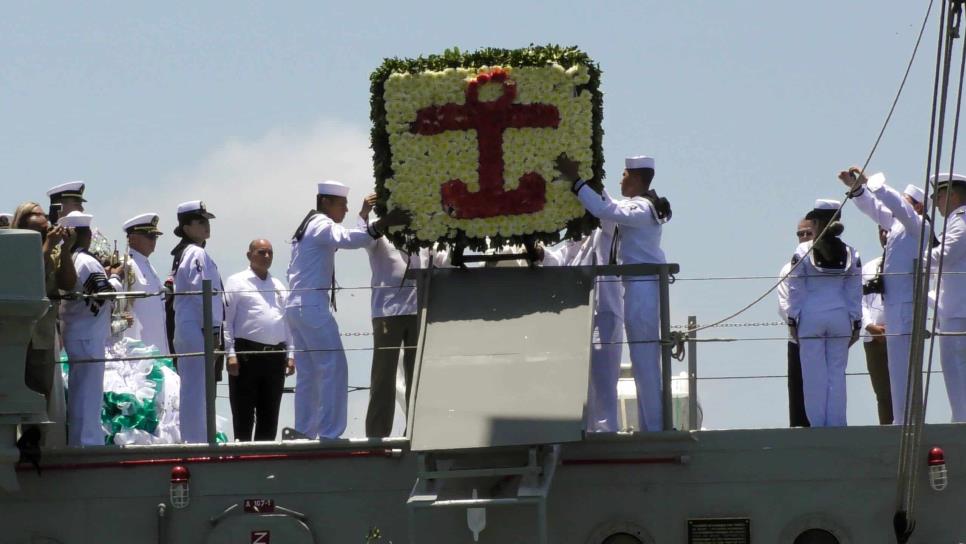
[841,168,895,231]
[866,175,923,233]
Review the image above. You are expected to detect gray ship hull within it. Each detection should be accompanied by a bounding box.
[4,424,963,543]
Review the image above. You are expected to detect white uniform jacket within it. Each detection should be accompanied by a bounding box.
[286,213,379,310]
[575,186,666,266]
[931,204,966,321]
[61,249,117,343]
[173,244,224,329]
[852,180,926,305]
[786,241,863,324]
[124,249,169,353]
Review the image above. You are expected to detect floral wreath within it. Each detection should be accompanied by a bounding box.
[370,45,604,252]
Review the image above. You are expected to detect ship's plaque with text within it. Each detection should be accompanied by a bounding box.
[688,518,751,544]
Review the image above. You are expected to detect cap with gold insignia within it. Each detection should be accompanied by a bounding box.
[317,180,350,198]
[46,181,87,203]
[59,211,93,229]
[625,156,655,170]
[123,212,163,236]
[177,200,215,219]
[930,172,966,191]
[0,213,12,227]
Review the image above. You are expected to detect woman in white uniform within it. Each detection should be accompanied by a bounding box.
[169,200,223,443]
[786,199,862,427]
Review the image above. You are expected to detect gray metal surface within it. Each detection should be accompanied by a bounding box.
[408,267,595,451]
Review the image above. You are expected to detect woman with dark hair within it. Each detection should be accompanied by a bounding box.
[169,200,223,443]
[786,199,863,427]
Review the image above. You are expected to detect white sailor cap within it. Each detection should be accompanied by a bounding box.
[46,181,87,202]
[123,212,163,235]
[814,199,841,211]
[903,184,926,203]
[176,200,215,219]
[317,180,350,198]
[59,211,93,229]
[930,172,966,190]
[625,156,655,170]
[0,213,12,227]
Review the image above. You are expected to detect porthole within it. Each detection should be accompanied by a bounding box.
[794,528,840,544]
[601,533,643,544]
[586,521,653,544]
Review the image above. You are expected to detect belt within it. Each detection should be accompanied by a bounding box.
[236,338,285,351]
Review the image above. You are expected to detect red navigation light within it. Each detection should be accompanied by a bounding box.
[170,465,191,482]
[928,447,946,466]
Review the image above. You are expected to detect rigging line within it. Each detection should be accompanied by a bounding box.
[683,2,934,338]
[898,0,951,531]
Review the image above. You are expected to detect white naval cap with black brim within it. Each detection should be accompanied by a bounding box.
[46,180,87,203]
[124,212,163,235]
[176,200,215,220]
[930,172,966,191]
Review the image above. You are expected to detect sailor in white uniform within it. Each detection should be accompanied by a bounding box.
[839,168,930,424]
[558,154,671,432]
[929,173,966,421]
[286,181,408,439]
[59,211,119,446]
[121,213,169,354]
[541,222,625,432]
[786,199,863,427]
[169,200,223,443]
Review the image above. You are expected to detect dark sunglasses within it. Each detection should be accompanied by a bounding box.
[796,230,813,238]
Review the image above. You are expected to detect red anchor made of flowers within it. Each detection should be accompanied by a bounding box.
[409,68,561,219]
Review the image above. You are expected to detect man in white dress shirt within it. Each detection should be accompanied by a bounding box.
[224,239,295,441]
[861,229,893,424]
[558,154,671,432]
[285,181,409,439]
[930,173,966,421]
[358,193,448,437]
[121,213,169,354]
[777,217,814,427]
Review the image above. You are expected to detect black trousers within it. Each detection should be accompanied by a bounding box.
[229,338,287,441]
[366,315,419,437]
[787,341,810,427]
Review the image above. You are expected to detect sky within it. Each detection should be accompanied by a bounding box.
[1,1,957,438]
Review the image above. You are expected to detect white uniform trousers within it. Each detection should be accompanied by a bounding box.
[884,302,913,425]
[624,280,662,432]
[64,338,105,446]
[939,317,966,422]
[174,323,208,443]
[797,309,852,427]
[286,305,348,439]
[586,311,624,432]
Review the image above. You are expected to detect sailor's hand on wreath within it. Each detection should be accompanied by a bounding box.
[285,358,295,376]
[555,153,581,183]
[361,192,378,218]
[227,356,240,377]
[380,208,412,228]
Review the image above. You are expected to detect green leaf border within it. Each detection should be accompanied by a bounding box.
[370,44,603,252]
